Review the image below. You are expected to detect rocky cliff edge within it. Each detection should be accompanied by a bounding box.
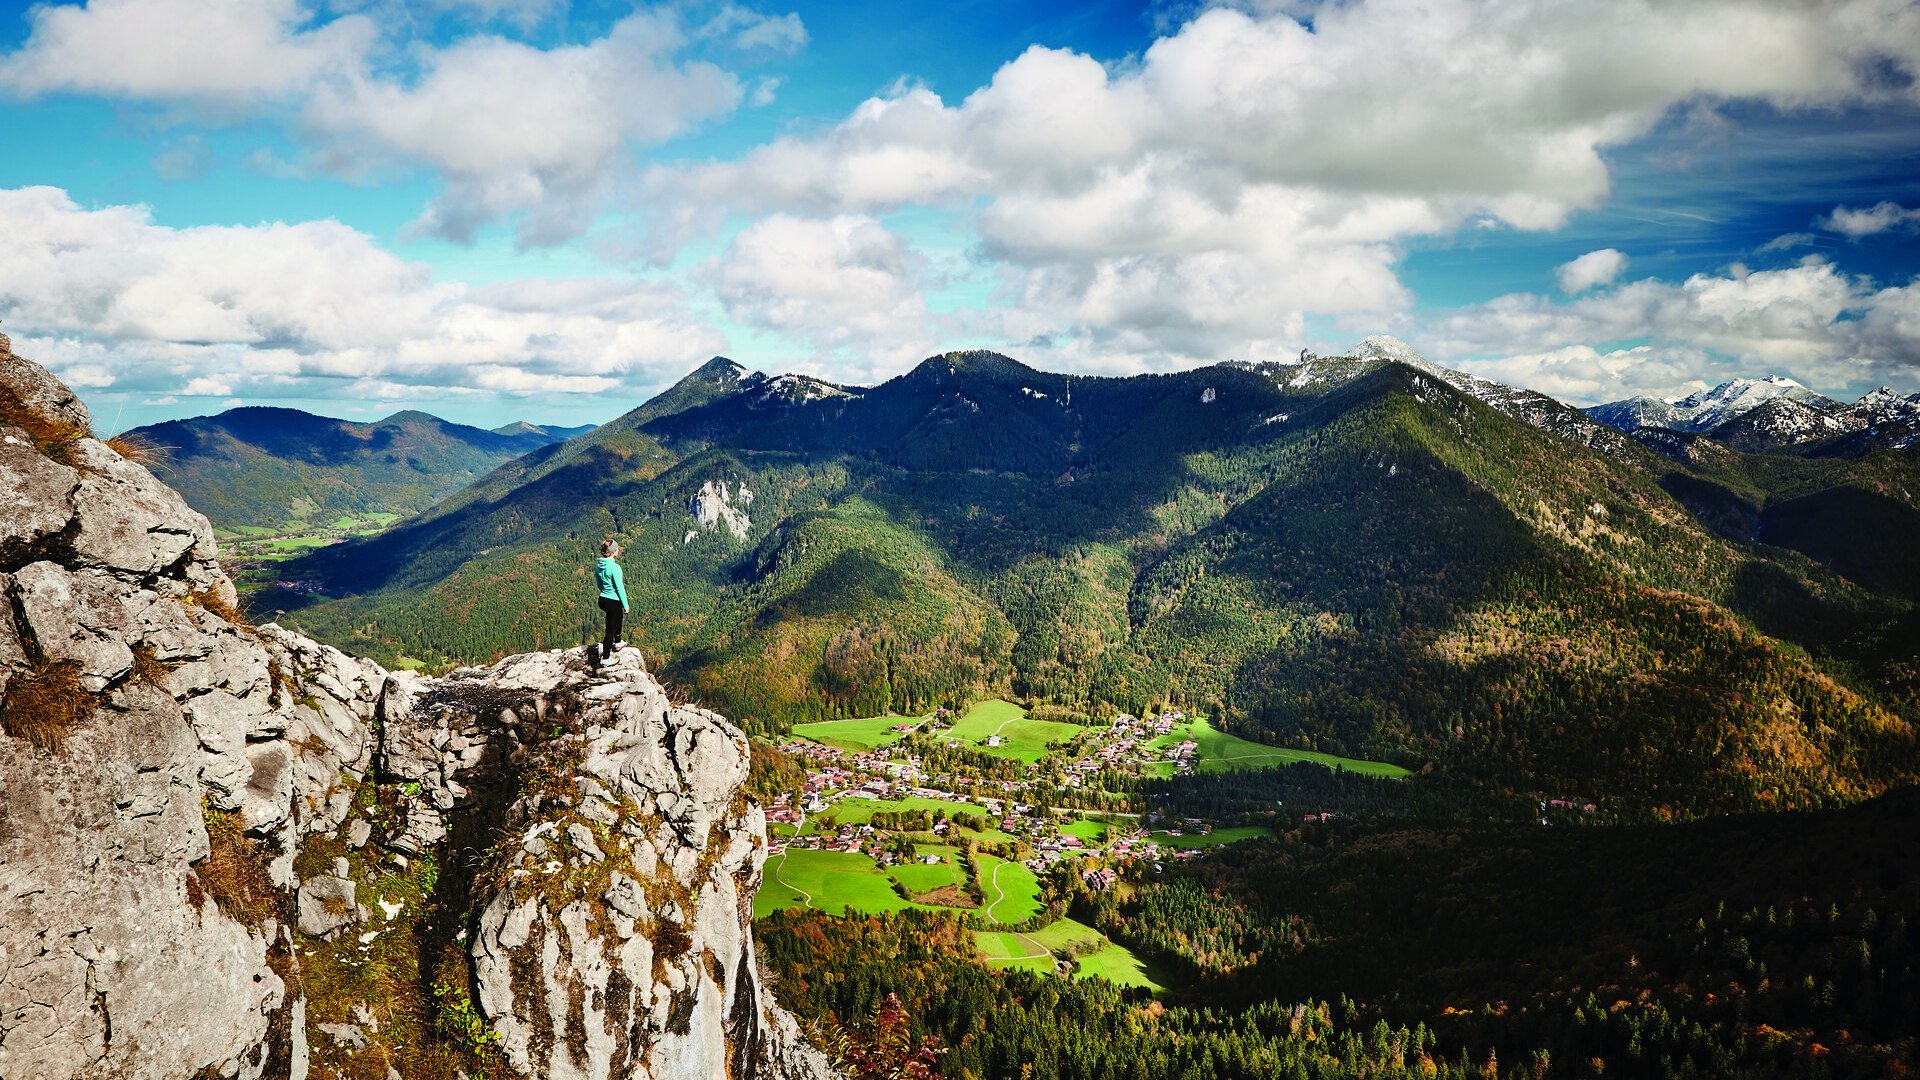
[0,334,831,1080]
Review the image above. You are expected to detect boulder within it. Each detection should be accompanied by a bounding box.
[296,875,358,939]
[0,335,92,430]
[9,561,135,691]
[0,425,80,565]
[67,439,213,580]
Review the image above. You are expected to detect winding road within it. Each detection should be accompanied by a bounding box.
[772,812,815,910]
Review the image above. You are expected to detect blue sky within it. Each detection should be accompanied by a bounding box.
[0,0,1917,431]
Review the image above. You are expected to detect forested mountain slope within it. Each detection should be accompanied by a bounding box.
[269,341,1920,818]
[128,406,585,531]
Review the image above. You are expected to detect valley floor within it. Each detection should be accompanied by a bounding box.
[754,698,1394,991]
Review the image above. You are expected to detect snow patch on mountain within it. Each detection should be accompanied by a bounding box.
[1837,387,1920,450]
[1344,336,1626,452]
[1711,396,1851,449]
[760,372,857,405]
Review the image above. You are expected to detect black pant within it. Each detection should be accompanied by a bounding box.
[599,596,624,651]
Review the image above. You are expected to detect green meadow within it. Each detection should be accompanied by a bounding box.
[814,796,991,826]
[790,713,921,751]
[939,700,1086,765]
[754,850,929,918]
[886,845,966,895]
[975,931,1055,975]
[1060,818,1111,844]
[1150,825,1274,849]
[975,918,1165,991]
[1150,716,1412,778]
[975,854,1044,924]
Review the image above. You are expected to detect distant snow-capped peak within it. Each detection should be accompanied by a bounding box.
[1590,375,1838,435]
[1667,375,1833,431]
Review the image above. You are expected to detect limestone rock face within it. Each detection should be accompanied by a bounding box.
[1,343,356,1080]
[440,648,831,1080]
[0,339,830,1080]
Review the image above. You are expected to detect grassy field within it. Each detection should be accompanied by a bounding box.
[1061,818,1110,844]
[330,512,401,532]
[1027,917,1104,952]
[951,821,1018,846]
[975,931,1055,974]
[814,796,991,826]
[975,919,1165,991]
[976,854,1043,924]
[791,713,921,751]
[939,700,1087,765]
[1075,941,1163,989]
[886,845,965,895]
[1151,717,1413,778]
[1150,825,1274,849]
[754,850,931,918]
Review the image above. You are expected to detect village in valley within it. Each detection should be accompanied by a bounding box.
[752,699,1414,988]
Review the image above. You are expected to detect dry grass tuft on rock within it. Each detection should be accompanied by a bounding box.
[104,431,170,470]
[186,588,254,632]
[129,642,171,690]
[190,801,278,926]
[0,382,90,467]
[0,658,95,750]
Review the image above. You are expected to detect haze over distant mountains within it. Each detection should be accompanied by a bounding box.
[265,337,1920,821]
[128,407,594,532]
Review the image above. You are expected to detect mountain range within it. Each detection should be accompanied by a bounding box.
[260,337,1920,820]
[1589,376,1920,454]
[125,407,593,532]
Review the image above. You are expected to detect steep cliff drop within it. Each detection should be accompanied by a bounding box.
[0,335,832,1080]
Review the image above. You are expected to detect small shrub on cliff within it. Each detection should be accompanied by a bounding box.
[430,972,499,1053]
[651,916,694,960]
[0,382,90,466]
[189,800,277,926]
[0,658,95,750]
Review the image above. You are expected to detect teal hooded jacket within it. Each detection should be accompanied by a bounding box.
[594,556,628,608]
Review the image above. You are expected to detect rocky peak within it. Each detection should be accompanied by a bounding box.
[1590,374,1841,436]
[0,338,829,1080]
[1336,335,1627,453]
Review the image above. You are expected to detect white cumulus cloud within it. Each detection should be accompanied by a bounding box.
[1556,249,1628,294]
[0,186,726,405]
[1432,262,1920,402]
[648,0,1920,373]
[0,0,373,103]
[306,11,745,245]
[0,0,802,245]
[700,214,939,378]
[1819,200,1920,238]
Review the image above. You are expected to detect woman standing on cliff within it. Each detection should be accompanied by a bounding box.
[595,538,630,659]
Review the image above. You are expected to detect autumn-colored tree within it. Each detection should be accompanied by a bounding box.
[828,993,943,1080]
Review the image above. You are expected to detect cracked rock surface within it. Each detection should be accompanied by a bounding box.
[0,335,830,1080]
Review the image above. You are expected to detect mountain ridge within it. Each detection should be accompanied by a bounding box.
[267,339,1920,820]
[128,404,589,531]
[1590,375,1920,453]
